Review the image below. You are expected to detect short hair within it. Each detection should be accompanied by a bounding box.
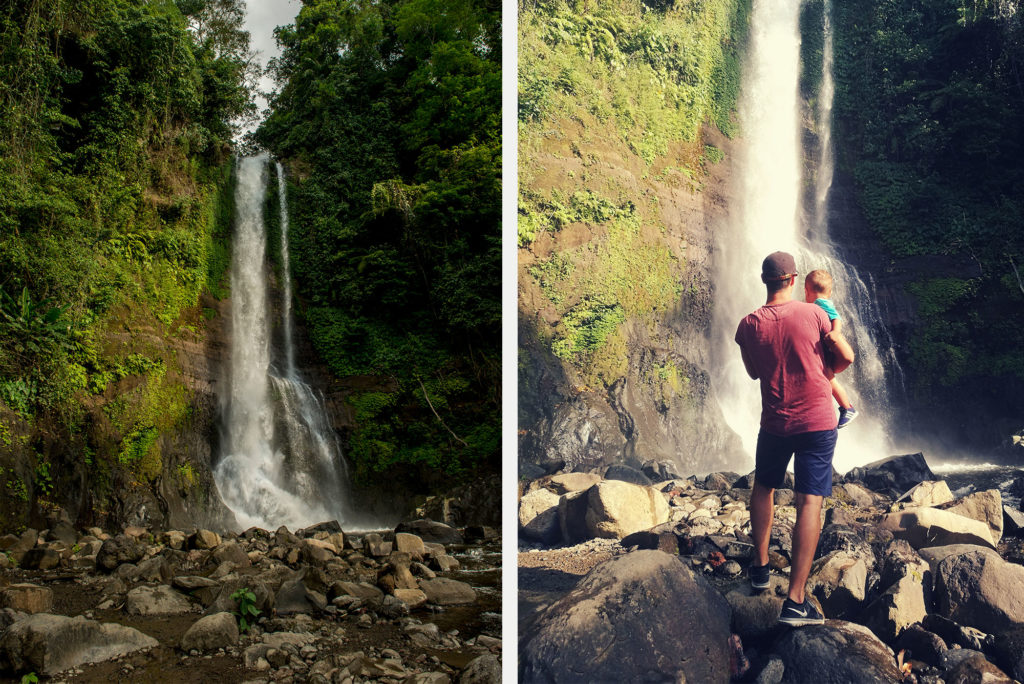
[805,269,833,296]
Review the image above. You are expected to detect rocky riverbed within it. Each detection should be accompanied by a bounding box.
[0,518,501,683]
[518,455,1024,683]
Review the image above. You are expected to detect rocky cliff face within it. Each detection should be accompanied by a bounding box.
[519,124,747,478]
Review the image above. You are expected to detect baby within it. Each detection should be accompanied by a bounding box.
[804,269,858,428]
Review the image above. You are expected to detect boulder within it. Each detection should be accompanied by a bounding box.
[302,538,337,565]
[922,613,988,651]
[918,543,999,573]
[893,624,947,667]
[895,480,953,508]
[393,588,427,609]
[845,453,936,498]
[807,551,869,619]
[989,627,1024,681]
[459,654,500,684]
[211,541,251,568]
[518,489,561,543]
[329,581,384,604]
[935,550,1024,632]
[1004,506,1024,537]
[124,585,193,616]
[547,472,601,495]
[276,576,327,614]
[0,614,157,675]
[619,522,686,554]
[838,482,878,508]
[603,464,653,487]
[135,556,172,583]
[393,533,426,559]
[583,481,670,540]
[877,539,928,588]
[704,471,738,491]
[558,490,589,544]
[419,578,476,605]
[519,550,732,683]
[189,529,221,550]
[395,520,462,545]
[21,548,61,571]
[879,507,996,549]
[725,575,801,640]
[817,525,876,570]
[944,654,1015,683]
[859,573,928,643]
[180,612,239,652]
[771,621,903,683]
[0,584,53,614]
[640,460,681,483]
[96,535,145,572]
[937,489,1004,545]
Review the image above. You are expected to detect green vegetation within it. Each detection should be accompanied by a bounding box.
[0,0,252,517]
[831,0,1024,397]
[256,0,500,487]
[231,587,260,632]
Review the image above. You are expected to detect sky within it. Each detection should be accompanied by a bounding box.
[241,0,303,130]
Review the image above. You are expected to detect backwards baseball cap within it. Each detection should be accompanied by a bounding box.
[760,251,798,283]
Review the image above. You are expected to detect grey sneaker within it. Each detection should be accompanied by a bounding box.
[778,597,825,626]
[749,562,770,590]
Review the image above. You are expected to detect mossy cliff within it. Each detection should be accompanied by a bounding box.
[518,0,751,475]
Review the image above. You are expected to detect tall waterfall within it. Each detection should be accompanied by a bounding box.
[713,0,903,472]
[214,154,359,530]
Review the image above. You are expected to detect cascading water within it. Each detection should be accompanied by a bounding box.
[713,0,905,472]
[214,154,361,530]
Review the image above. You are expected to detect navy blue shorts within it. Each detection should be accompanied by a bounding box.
[754,428,837,497]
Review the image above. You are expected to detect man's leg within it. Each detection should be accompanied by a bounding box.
[787,491,823,604]
[750,480,774,567]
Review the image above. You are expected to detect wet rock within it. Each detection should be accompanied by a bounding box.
[845,452,936,498]
[0,583,53,614]
[0,614,158,675]
[96,535,145,572]
[380,594,411,618]
[603,464,653,487]
[459,653,500,683]
[419,578,477,605]
[879,507,996,549]
[518,489,561,543]
[520,550,732,683]
[807,551,870,619]
[180,612,239,652]
[547,472,602,495]
[124,585,193,615]
[772,621,902,683]
[937,489,1004,545]
[935,550,1024,632]
[895,480,954,508]
[395,520,463,545]
[583,480,670,540]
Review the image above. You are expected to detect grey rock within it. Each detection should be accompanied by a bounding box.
[21,547,61,571]
[180,612,239,652]
[0,583,53,614]
[860,573,928,643]
[518,489,561,543]
[923,614,989,651]
[520,550,732,683]
[845,452,936,498]
[937,489,1004,545]
[395,520,462,544]
[583,480,670,540]
[211,540,251,568]
[557,490,589,544]
[894,624,947,667]
[640,460,681,483]
[807,551,870,619]
[944,654,1014,683]
[124,585,193,616]
[772,620,902,683]
[935,550,1024,632]
[919,543,999,573]
[880,508,996,549]
[0,613,157,675]
[989,627,1024,681]
[546,472,601,495]
[1004,506,1024,537]
[604,464,653,487]
[419,578,477,605]
[96,535,145,572]
[459,653,500,684]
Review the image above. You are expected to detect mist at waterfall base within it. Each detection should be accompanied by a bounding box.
[213,155,379,532]
[712,0,904,475]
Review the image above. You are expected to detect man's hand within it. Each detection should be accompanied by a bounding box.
[825,330,855,374]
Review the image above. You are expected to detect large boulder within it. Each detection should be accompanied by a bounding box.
[180,612,239,653]
[124,585,193,616]
[640,460,681,483]
[518,489,561,543]
[807,551,869,619]
[395,520,462,545]
[937,489,1003,545]
[0,614,157,675]
[459,653,501,684]
[520,550,732,683]
[935,550,1024,632]
[878,507,996,549]
[725,575,809,640]
[918,543,999,573]
[771,621,903,683]
[845,453,936,497]
[989,627,1024,681]
[895,480,953,508]
[96,535,145,572]
[583,481,670,540]
[546,472,602,495]
[418,578,477,606]
[603,464,653,487]
[859,573,928,643]
[0,584,53,614]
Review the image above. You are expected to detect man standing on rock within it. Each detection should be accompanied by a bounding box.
[734,251,855,626]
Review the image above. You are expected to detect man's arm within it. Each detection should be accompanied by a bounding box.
[825,330,855,374]
[739,343,759,380]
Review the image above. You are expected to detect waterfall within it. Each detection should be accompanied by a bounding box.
[713,0,904,473]
[214,154,360,531]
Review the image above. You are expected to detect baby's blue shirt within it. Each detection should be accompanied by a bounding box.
[814,297,841,321]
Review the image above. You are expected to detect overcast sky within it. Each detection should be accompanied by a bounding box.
[242,0,303,130]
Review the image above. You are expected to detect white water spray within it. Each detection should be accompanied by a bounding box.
[714,0,904,473]
[214,155,363,530]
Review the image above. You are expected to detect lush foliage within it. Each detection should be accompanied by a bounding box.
[256,0,501,486]
[0,0,251,511]
[831,0,1024,400]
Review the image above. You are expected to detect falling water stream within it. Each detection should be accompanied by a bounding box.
[714,0,905,473]
[214,155,361,530]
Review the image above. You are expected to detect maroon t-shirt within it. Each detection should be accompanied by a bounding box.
[734,300,837,436]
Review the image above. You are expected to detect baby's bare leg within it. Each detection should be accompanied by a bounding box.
[830,376,852,409]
